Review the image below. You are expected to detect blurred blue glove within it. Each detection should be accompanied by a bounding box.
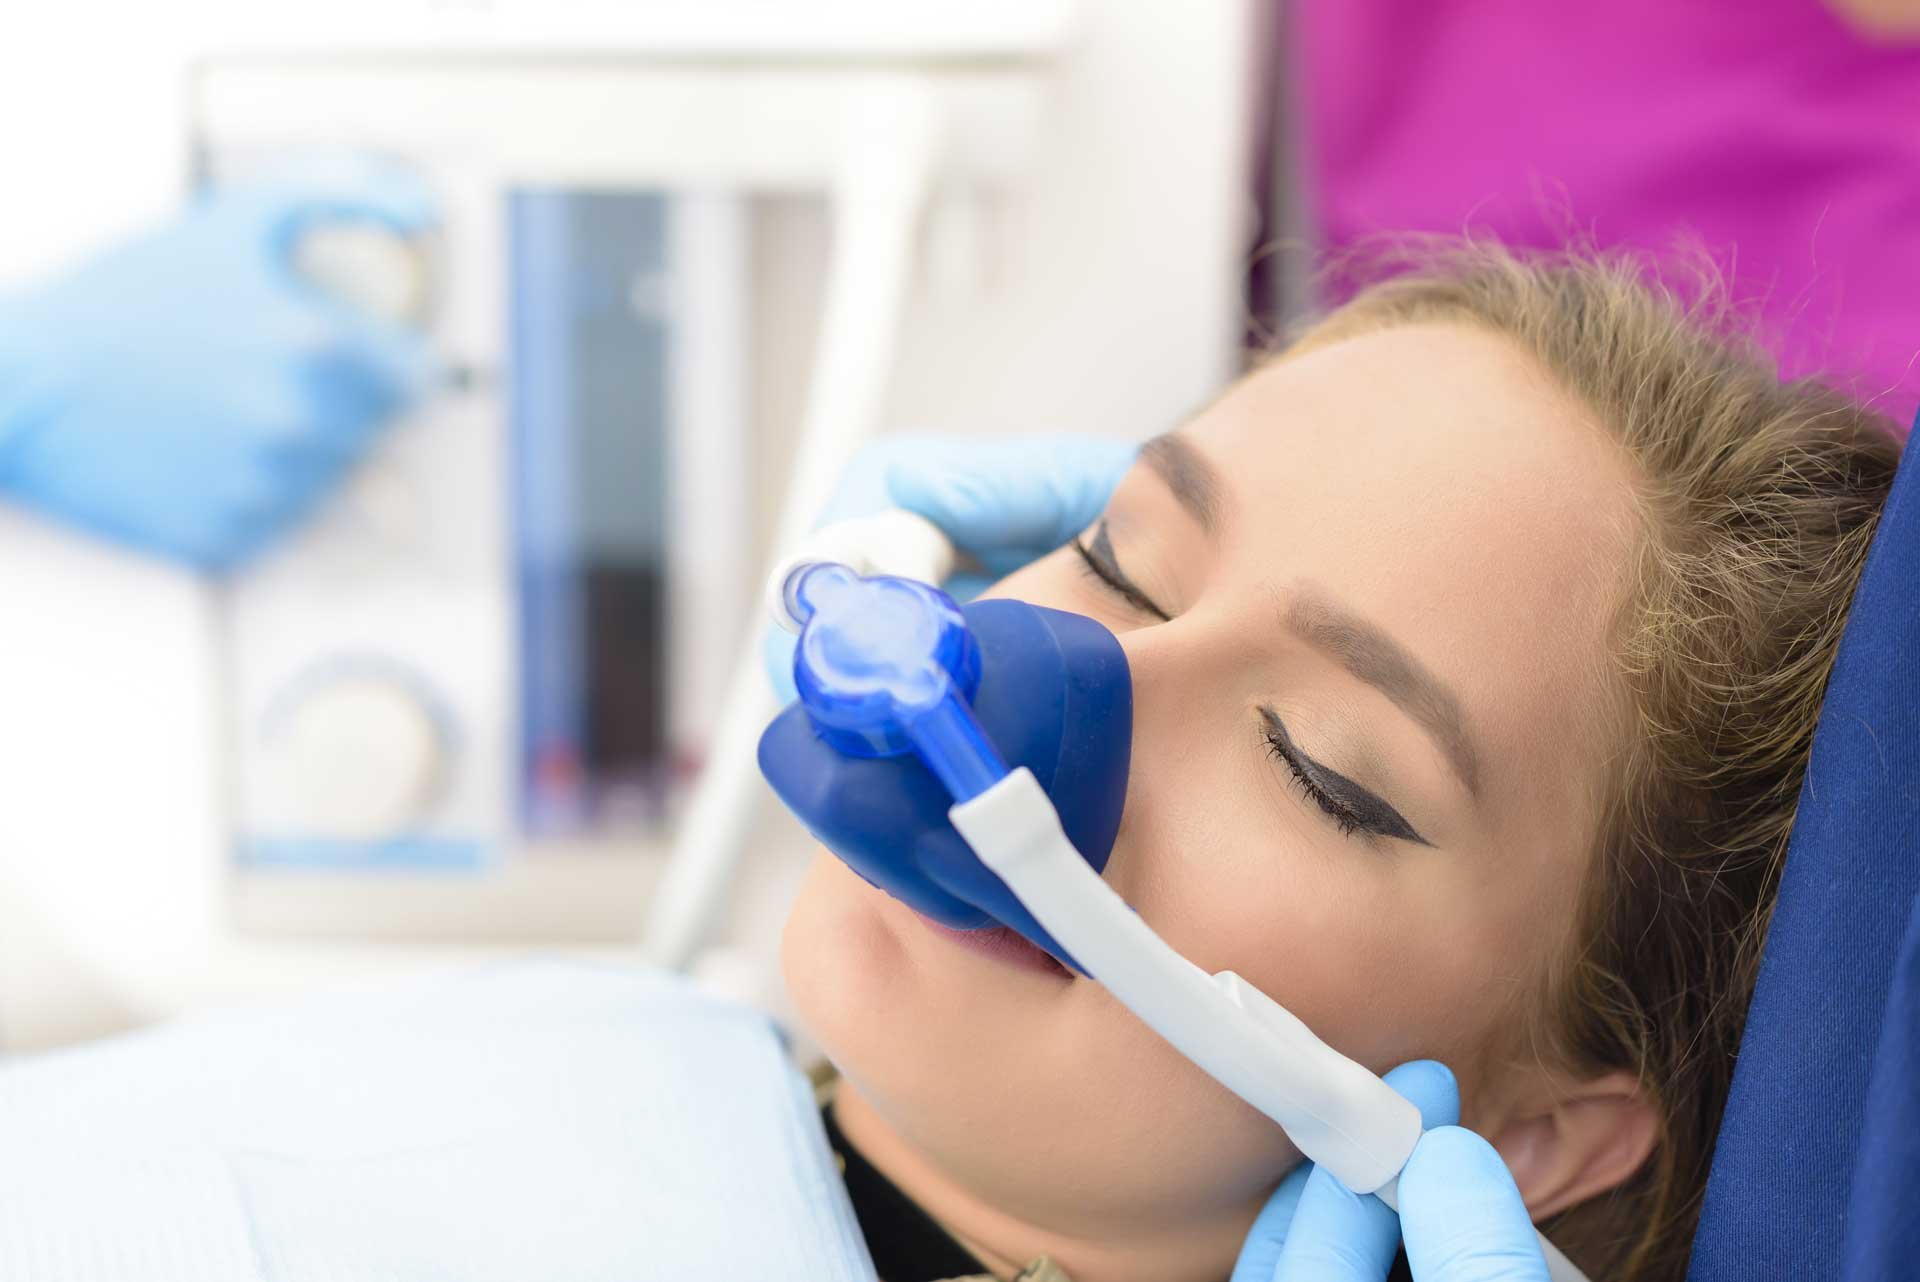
[0,163,440,570]
[763,432,1137,700]
[1232,1061,1552,1282]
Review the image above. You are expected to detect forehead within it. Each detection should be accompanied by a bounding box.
[1181,322,1641,813]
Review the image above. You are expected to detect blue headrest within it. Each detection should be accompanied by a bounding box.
[1843,891,1920,1278]
[1689,410,1920,1279]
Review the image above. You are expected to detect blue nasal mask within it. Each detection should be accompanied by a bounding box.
[757,563,1130,969]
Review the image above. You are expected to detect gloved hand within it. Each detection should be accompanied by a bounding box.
[763,432,1137,701]
[1232,1061,1551,1282]
[0,162,440,570]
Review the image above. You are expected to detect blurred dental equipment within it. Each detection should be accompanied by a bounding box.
[191,2,1201,951]
[204,57,946,940]
[756,522,1590,1282]
[0,1,1249,1049]
[0,168,438,571]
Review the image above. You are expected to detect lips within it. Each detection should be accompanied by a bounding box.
[914,914,1072,979]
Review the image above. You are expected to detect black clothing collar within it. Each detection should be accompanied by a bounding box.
[822,1100,987,1282]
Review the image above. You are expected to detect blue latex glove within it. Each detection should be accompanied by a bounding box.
[763,432,1138,700]
[0,165,440,570]
[1232,1061,1552,1282]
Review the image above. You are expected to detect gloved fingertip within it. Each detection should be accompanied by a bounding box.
[322,316,444,422]
[1228,1165,1313,1282]
[1399,1128,1551,1282]
[1270,1163,1401,1282]
[1403,1126,1517,1193]
[1059,433,1142,488]
[870,430,1134,567]
[884,448,1017,549]
[1255,1166,1314,1238]
[881,457,951,520]
[374,324,445,401]
[1382,1060,1461,1130]
[187,522,259,576]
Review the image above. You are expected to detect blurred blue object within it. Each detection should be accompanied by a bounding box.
[763,432,1137,701]
[0,165,440,570]
[0,961,875,1281]
[1690,407,1920,1281]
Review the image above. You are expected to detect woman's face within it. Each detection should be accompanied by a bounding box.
[782,323,1644,1277]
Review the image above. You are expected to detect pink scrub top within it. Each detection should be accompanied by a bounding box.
[1294,1,1920,425]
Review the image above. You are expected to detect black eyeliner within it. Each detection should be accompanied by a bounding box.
[1074,521,1172,621]
[1260,708,1432,847]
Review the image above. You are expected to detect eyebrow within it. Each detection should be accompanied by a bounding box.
[1141,433,1225,534]
[1285,590,1482,799]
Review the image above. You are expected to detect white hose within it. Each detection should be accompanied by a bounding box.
[950,768,1591,1282]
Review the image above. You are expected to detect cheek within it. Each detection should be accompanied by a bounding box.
[781,854,910,1058]
[783,854,1017,1122]
[982,572,1513,1080]
[1110,747,1517,1083]
[782,852,1304,1232]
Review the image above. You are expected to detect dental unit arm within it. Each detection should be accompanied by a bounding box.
[758,514,1589,1282]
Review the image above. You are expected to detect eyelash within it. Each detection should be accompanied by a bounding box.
[1071,534,1171,621]
[1262,727,1365,839]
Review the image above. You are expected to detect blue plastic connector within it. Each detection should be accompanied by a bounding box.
[761,562,1133,967]
[785,563,1009,802]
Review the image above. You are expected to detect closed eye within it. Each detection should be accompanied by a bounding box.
[1072,521,1172,621]
[1261,707,1431,847]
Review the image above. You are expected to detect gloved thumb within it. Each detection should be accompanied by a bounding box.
[1398,1128,1551,1282]
[1234,1061,1461,1282]
[325,309,444,413]
[885,434,1136,560]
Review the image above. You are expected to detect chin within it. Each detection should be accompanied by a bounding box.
[781,853,976,1130]
[781,853,1299,1245]
[781,852,1056,1107]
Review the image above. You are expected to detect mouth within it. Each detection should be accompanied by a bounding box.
[912,913,1074,979]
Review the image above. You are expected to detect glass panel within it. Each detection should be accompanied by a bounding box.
[509,189,672,839]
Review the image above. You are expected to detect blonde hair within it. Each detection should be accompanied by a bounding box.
[1291,245,1903,1281]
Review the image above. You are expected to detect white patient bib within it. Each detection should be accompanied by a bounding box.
[0,960,877,1282]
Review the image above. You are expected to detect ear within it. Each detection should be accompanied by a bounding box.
[1485,1070,1658,1220]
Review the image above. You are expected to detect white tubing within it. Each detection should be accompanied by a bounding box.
[949,768,1591,1282]
[950,768,1422,1194]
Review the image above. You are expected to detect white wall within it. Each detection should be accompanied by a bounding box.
[0,0,1251,1048]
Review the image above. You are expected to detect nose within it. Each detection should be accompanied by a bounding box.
[1114,621,1177,689]
[1082,614,1228,898]
[1095,623,1192,885]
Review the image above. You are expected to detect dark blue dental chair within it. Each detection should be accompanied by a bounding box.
[1689,408,1920,1281]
